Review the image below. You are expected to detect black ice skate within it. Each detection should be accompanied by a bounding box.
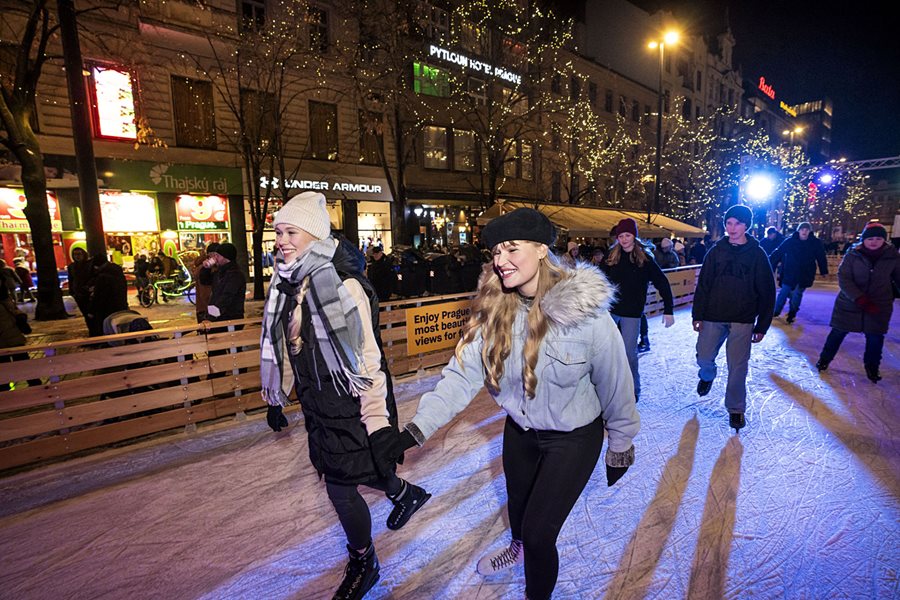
[865,365,882,383]
[333,544,379,600]
[729,412,745,432]
[786,311,797,324]
[386,480,431,530]
[815,358,830,371]
[697,379,713,396]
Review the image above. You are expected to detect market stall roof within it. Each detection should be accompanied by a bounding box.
[476,202,706,238]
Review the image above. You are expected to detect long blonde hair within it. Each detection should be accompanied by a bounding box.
[606,239,651,267]
[455,242,567,398]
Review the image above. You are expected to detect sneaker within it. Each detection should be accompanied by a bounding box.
[476,539,524,575]
[697,379,713,396]
[386,480,431,530]
[729,412,745,431]
[865,365,882,383]
[786,312,796,324]
[333,544,379,600]
[815,359,829,371]
[637,338,651,353]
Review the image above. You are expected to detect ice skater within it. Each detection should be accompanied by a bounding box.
[768,221,828,323]
[397,208,639,600]
[259,191,430,600]
[692,205,775,431]
[600,218,675,400]
[816,222,899,383]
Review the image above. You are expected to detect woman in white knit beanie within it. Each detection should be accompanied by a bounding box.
[259,191,430,600]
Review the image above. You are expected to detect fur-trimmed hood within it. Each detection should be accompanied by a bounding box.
[540,262,617,329]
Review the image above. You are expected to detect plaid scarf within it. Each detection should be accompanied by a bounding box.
[260,238,373,406]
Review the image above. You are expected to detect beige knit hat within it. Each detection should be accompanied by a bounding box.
[273,191,332,239]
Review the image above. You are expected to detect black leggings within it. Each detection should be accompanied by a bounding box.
[503,416,605,600]
[326,474,402,550]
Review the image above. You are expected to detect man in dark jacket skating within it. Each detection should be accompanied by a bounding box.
[769,222,828,323]
[692,205,775,431]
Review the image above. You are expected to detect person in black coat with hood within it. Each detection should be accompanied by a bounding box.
[86,253,129,337]
[201,242,245,323]
[259,192,430,600]
[769,222,828,323]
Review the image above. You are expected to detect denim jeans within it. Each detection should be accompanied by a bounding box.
[774,283,807,316]
[819,328,884,367]
[695,321,754,413]
[612,314,641,399]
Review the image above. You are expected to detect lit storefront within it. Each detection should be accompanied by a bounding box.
[175,194,231,250]
[0,188,65,268]
[98,190,162,267]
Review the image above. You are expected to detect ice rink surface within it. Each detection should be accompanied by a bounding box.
[1,284,897,599]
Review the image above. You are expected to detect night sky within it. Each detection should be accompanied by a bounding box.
[626,0,900,161]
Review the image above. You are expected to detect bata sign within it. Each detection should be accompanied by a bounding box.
[258,176,390,201]
[428,44,522,86]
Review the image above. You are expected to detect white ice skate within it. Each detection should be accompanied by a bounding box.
[476,539,524,575]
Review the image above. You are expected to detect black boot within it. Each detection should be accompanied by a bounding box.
[697,378,713,397]
[386,480,431,530]
[865,364,882,383]
[333,544,379,600]
[637,337,651,353]
[729,412,746,431]
[786,311,796,324]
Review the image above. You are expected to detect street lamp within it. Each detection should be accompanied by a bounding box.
[648,31,679,223]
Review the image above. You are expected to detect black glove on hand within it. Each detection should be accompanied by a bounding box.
[399,429,418,452]
[266,404,288,432]
[369,427,402,479]
[606,465,629,487]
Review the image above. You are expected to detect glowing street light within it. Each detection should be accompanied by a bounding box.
[745,173,777,203]
[647,29,679,223]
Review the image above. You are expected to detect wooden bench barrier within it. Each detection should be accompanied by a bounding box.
[0,266,699,472]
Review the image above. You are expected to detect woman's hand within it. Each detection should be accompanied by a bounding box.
[662,314,675,328]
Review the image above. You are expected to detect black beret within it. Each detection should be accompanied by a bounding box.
[481,208,555,250]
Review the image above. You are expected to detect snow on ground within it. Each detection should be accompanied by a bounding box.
[1,283,897,600]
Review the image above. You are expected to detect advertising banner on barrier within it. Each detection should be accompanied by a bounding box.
[405,300,472,355]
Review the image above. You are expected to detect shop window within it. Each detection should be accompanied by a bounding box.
[453,129,476,172]
[503,139,517,178]
[413,62,451,98]
[359,110,383,165]
[605,89,613,113]
[588,81,597,108]
[171,76,216,150]
[309,101,338,160]
[240,88,277,151]
[308,6,329,53]
[241,0,265,32]
[468,77,487,105]
[521,143,533,181]
[423,125,448,169]
[631,99,640,122]
[86,63,137,140]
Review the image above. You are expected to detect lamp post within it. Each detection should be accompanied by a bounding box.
[648,31,678,223]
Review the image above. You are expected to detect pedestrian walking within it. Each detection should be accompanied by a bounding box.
[0,259,21,301]
[816,222,899,383]
[600,218,675,399]
[769,222,828,323]
[692,205,775,431]
[259,191,430,600]
[398,208,639,600]
[12,258,36,302]
[67,247,93,323]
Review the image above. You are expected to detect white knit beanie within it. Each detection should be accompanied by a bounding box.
[273,191,332,239]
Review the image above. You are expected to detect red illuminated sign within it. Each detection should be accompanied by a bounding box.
[176,194,229,230]
[758,76,775,100]
[807,182,818,205]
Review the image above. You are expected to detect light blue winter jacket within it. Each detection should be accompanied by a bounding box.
[406,264,639,455]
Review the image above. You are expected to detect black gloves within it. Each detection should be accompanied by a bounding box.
[399,429,418,452]
[606,465,629,487]
[369,427,403,479]
[14,313,31,334]
[266,404,288,432]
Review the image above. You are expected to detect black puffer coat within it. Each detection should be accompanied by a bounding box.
[289,238,398,485]
[829,243,900,335]
[769,231,828,288]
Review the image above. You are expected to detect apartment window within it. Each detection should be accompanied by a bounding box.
[664,52,671,73]
[551,73,561,95]
[308,101,338,160]
[423,125,448,169]
[604,89,613,112]
[86,64,137,140]
[521,143,533,181]
[171,76,216,149]
[502,36,527,69]
[467,77,487,105]
[643,105,651,125]
[503,87,528,116]
[551,171,561,202]
[240,88,277,150]
[504,139,517,178]
[696,71,702,91]
[570,173,580,203]
[413,62,451,97]
[422,2,449,41]
[683,98,692,120]
[308,6,329,53]
[570,75,580,101]
[460,21,489,55]
[631,99,640,122]
[588,82,597,108]
[695,106,702,120]
[359,111,382,165]
[241,0,265,32]
[664,90,671,113]
[551,131,561,151]
[453,129,476,171]
[618,96,626,117]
